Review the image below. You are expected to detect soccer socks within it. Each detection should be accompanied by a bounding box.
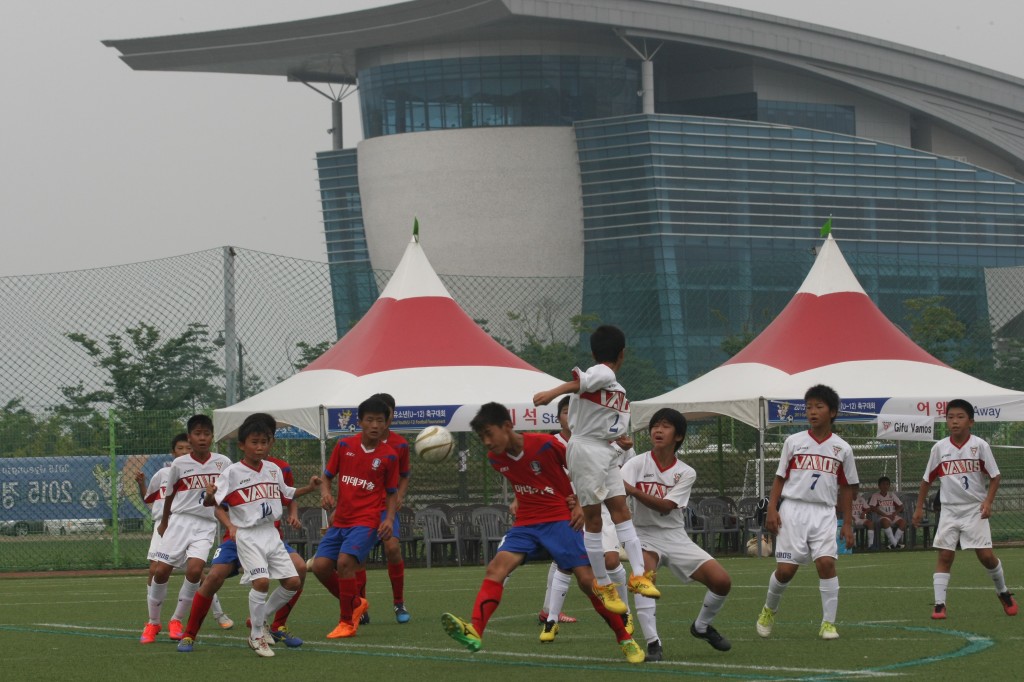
[249,589,269,638]
[819,577,839,623]
[546,570,572,622]
[272,589,302,630]
[388,561,405,604]
[172,578,200,621]
[934,572,951,605]
[211,593,226,619]
[893,528,904,545]
[266,587,298,619]
[339,577,358,622]
[586,591,629,642]
[987,560,1008,594]
[184,592,213,640]
[608,563,630,609]
[695,590,728,633]
[324,573,342,600]
[584,532,610,584]
[147,580,169,623]
[471,578,504,636]
[867,530,875,547]
[356,569,368,600]
[884,527,897,547]
[765,572,789,611]
[542,562,558,612]
[634,593,658,644]
[614,521,646,577]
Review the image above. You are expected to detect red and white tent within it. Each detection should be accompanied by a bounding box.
[213,236,560,439]
[632,234,1024,430]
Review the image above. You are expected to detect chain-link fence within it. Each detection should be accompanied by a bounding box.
[3,248,1024,570]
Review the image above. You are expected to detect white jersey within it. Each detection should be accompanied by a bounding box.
[777,430,858,506]
[620,451,694,530]
[213,460,296,529]
[924,435,1000,505]
[868,491,902,516]
[568,363,629,441]
[609,442,635,468]
[165,452,231,519]
[554,433,569,448]
[143,464,172,521]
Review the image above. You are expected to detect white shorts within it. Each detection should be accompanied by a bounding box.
[775,499,837,565]
[148,525,183,566]
[567,436,626,507]
[851,516,869,529]
[154,514,217,568]
[600,505,621,554]
[933,503,992,550]
[638,525,713,583]
[236,524,299,584]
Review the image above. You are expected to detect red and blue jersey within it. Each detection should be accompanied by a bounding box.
[385,431,411,479]
[325,433,399,528]
[489,433,572,527]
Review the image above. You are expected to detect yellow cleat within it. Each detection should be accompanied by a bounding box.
[539,621,558,643]
[627,572,661,599]
[819,621,839,640]
[619,637,646,664]
[593,582,628,614]
[441,613,482,652]
[756,605,776,638]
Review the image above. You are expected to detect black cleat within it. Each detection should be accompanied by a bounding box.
[359,610,371,625]
[646,639,663,662]
[690,622,732,651]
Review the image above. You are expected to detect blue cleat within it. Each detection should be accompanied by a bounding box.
[394,603,411,624]
[269,626,303,647]
[176,636,195,653]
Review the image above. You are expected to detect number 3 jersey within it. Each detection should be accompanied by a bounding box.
[776,430,858,506]
[924,434,999,505]
[213,460,296,529]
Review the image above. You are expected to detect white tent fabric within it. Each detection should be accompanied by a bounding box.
[633,235,1024,429]
[214,236,561,438]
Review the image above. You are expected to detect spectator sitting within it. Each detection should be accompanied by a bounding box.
[869,477,905,549]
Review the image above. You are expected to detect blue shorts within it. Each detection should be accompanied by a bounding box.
[211,538,297,576]
[314,525,378,564]
[497,521,588,571]
[375,509,399,545]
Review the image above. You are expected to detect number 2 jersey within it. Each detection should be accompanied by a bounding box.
[924,434,999,505]
[166,452,232,520]
[568,363,630,440]
[324,433,399,528]
[776,430,859,506]
[213,459,296,529]
[489,433,573,526]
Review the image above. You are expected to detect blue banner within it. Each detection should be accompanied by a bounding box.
[767,398,887,424]
[0,454,171,522]
[327,405,462,433]
[274,425,316,440]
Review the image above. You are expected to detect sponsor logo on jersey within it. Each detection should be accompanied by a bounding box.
[179,473,220,490]
[340,475,376,491]
[234,483,282,504]
[939,459,982,476]
[499,466,509,472]
[371,458,381,470]
[530,461,542,474]
[790,454,841,474]
[636,481,667,498]
[513,483,556,496]
[579,389,629,412]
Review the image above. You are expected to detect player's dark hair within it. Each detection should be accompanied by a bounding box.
[358,396,391,421]
[170,433,188,450]
[946,398,974,420]
[238,413,275,442]
[557,395,570,414]
[804,384,840,422]
[470,402,512,434]
[370,393,396,418]
[590,325,626,363]
[186,414,214,434]
[878,476,891,485]
[648,408,687,444]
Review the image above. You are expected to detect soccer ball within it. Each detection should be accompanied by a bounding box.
[416,425,454,463]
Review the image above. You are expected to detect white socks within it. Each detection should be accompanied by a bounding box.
[987,560,1008,594]
[634,593,658,644]
[933,572,950,605]
[266,586,297,618]
[172,578,200,621]
[885,528,897,546]
[867,530,875,547]
[820,577,839,623]
[695,590,727,632]
[249,589,268,638]
[893,528,904,545]
[147,580,169,624]
[765,572,788,611]
[546,570,572,622]
[614,520,646,577]
[584,532,610,584]
[211,594,225,618]
[607,563,629,610]
[541,562,558,613]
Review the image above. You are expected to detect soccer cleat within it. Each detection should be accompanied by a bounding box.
[260,622,274,646]
[646,639,663,662]
[327,620,358,639]
[248,636,275,657]
[441,613,482,652]
[756,606,776,638]
[999,592,1018,616]
[537,610,577,624]
[539,621,559,643]
[619,637,645,664]
[627,572,661,599]
[394,603,411,624]
[270,625,303,647]
[819,621,839,640]
[896,543,906,550]
[176,636,195,653]
[140,622,161,644]
[622,612,634,636]
[593,582,628,614]
[359,611,370,625]
[690,622,731,651]
[167,618,184,641]
[932,603,947,620]
[216,613,234,630]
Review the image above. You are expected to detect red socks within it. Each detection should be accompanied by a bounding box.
[471,578,504,636]
[184,592,212,640]
[388,561,405,604]
[339,577,357,622]
[356,569,367,600]
[587,592,629,641]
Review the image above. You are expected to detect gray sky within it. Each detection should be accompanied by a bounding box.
[1,1,1021,277]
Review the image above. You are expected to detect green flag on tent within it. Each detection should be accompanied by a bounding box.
[820,217,832,238]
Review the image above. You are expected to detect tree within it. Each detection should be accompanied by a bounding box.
[292,340,332,372]
[904,297,965,366]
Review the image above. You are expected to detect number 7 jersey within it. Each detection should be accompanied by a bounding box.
[776,430,858,506]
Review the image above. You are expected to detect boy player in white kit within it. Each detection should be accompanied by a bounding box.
[534,325,659,613]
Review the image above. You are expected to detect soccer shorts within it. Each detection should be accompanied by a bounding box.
[774,499,837,565]
[236,524,299,584]
[600,505,621,554]
[497,520,589,571]
[314,525,378,564]
[639,526,713,583]
[147,525,182,566]
[154,514,217,568]
[374,508,399,545]
[567,436,626,507]
[933,502,992,550]
[211,539,242,577]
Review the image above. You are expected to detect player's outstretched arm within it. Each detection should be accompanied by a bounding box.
[533,380,580,406]
[294,475,322,498]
